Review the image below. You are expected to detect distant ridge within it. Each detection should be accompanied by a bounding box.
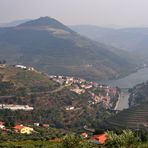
[71,25,148,64]
[0,19,30,27]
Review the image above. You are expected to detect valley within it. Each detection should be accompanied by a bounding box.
[99,67,148,111]
[1,0,148,146]
[0,64,148,147]
[0,16,148,147]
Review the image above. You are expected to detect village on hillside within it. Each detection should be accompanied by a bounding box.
[49,75,120,110]
[0,64,120,145]
[0,64,120,111]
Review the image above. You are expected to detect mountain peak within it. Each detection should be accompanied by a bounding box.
[19,16,59,26]
[18,16,74,33]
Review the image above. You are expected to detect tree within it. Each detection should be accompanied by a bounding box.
[61,134,81,148]
[105,130,140,148]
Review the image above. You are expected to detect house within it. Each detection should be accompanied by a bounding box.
[79,79,86,83]
[34,123,40,126]
[92,133,108,144]
[80,84,92,89]
[81,132,88,138]
[71,88,85,94]
[0,64,6,68]
[49,75,56,79]
[65,106,75,111]
[14,124,34,134]
[65,77,74,84]
[84,85,92,89]
[42,124,49,128]
[0,121,5,129]
[28,67,34,71]
[15,65,27,69]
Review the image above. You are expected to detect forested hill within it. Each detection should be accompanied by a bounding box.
[129,82,148,106]
[0,17,138,81]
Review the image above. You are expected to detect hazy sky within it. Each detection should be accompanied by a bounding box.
[0,0,148,27]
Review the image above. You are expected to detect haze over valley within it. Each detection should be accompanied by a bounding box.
[0,0,148,147]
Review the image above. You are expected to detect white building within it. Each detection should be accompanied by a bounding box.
[65,106,75,111]
[0,104,34,111]
[15,65,27,69]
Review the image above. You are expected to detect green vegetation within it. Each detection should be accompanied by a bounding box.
[105,130,140,148]
[129,82,148,106]
[0,130,147,148]
[0,65,59,93]
[105,130,148,148]
[0,65,114,130]
[0,140,60,148]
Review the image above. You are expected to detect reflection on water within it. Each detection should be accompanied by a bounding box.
[100,68,148,110]
[102,67,148,88]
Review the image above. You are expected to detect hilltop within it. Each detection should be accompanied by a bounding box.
[0,17,138,81]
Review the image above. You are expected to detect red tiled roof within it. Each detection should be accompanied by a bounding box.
[92,134,108,144]
[0,121,4,125]
[14,125,24,130]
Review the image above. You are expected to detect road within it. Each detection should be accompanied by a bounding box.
[115,89,130,110]
[0,83,72,100]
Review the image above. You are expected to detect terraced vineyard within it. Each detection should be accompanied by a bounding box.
[100,101,148,130]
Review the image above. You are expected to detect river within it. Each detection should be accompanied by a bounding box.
[103,67,148,88]
[102,67,148,110]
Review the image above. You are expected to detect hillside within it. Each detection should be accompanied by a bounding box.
[98,82,148,130]
[0,65,119,130]
[129,81,148,106]
[99,102,148,130]
[71,25,148,64]
[0,19,30,27]
[0,17,138,81]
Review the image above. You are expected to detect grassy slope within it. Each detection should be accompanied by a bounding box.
[0,65,59,93]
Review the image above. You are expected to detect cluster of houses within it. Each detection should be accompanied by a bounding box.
[0,121,50,135]
[0,120,108,145]
[0,122,34,134]
[49,75,119,109]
